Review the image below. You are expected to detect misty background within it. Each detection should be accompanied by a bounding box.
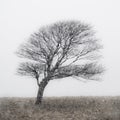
[0,0,120,97]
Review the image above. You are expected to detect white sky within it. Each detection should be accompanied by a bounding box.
[0,0,120,97]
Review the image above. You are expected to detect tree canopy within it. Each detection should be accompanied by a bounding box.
[17,21,104,82]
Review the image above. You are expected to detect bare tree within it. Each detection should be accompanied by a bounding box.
[16,21,104,105]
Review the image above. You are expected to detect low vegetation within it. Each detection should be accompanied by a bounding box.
[0,97,120,120]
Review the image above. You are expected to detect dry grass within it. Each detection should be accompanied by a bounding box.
[0,97,120,120]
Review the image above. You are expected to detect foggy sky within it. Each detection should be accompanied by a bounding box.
[0,0,120,97]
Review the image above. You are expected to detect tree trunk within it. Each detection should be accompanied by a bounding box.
[35,78,49,105]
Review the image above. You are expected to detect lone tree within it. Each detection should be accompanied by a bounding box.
[16,21,104,105]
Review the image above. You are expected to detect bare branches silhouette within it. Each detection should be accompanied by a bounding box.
[16,21,104,104]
